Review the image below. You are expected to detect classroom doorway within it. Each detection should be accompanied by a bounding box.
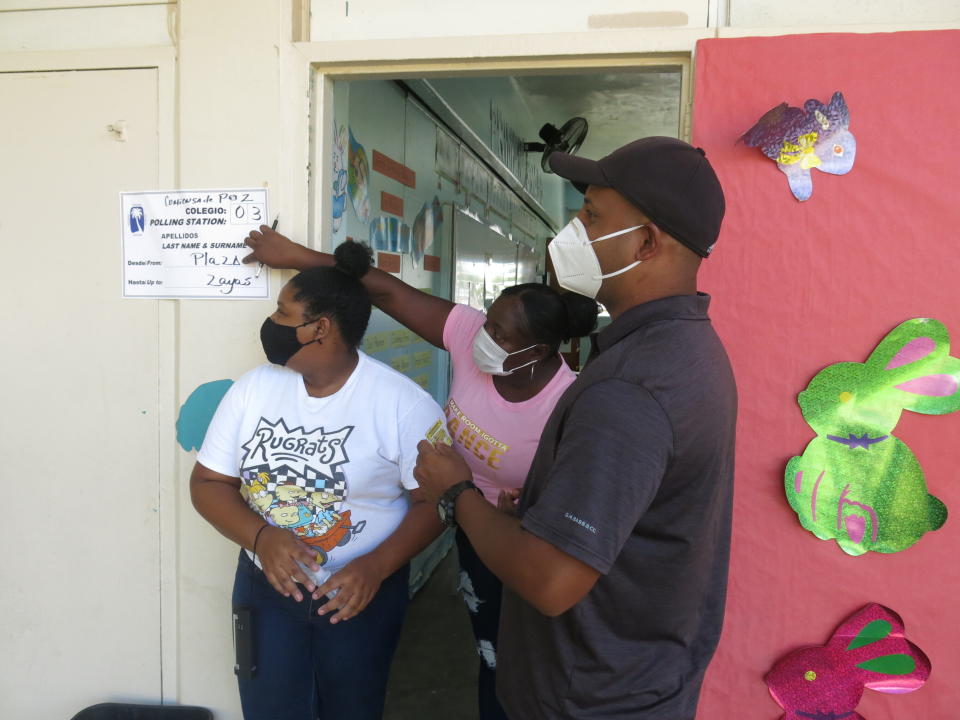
[319,65,684,377]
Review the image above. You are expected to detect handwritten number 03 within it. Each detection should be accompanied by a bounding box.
[233,205,262,221]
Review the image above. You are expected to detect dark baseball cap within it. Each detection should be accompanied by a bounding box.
[549,136,725,258]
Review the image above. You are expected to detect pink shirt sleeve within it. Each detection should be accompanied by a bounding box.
[442,303,486,370]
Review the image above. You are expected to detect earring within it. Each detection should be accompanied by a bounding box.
[530,362,536,381]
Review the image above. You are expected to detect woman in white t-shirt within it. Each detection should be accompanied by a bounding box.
[190,241,447,720]
[243,228,598,720]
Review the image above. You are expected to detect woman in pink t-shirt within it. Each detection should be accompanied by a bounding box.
[246,230,598,720]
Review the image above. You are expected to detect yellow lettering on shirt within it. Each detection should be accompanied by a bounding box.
[472,438,490,462]
[444,397,510,469]
[446,416,460,437]
[458,426,476,450]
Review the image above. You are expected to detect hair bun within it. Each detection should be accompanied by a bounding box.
[561,292,600,339]
[333,240,373,279]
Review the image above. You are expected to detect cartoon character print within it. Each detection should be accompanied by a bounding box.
[331,125,348,232]
[741,91,856,201]
[766,603,930,720]
[347,128,370,223]
[785,318,960,555]
[267,503,313,530]
[239,418,366,566]
[296,475,367,566]
[239,472,274,513]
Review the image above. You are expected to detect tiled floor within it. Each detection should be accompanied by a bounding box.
[384,547,480,720]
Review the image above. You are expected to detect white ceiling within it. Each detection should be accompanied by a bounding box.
[510,69,682,159]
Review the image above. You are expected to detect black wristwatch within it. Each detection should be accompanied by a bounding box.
[437,480,481,528]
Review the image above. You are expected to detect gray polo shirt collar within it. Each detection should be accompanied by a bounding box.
[596,292,711,354]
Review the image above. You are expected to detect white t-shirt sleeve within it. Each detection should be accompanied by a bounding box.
[196,376,247,478]
[396,395,448,490]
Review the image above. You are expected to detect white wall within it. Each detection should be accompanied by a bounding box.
[310,0,708,40]
[308,0,960,40]
[0,2,298,718]
[1,0,958,717]
[730,0,960,27]
[0,2,175,52]
[174,2,314,716]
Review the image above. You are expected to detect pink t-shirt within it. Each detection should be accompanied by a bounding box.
[442,304,577,504]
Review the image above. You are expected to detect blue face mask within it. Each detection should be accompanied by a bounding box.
[260,317,318,366]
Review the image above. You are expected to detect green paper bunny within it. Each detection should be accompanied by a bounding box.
[785,318,960,555]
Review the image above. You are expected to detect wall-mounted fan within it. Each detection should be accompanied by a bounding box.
[523,117,589,172]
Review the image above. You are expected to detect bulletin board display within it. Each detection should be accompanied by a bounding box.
[329,79,551,407]
[331,79,454,404]
[691,30,960,719]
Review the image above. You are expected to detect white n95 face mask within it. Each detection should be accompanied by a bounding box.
[472,327,538,376]
[547,217,645,298]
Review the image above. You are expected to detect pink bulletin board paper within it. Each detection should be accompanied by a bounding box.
[692,31,960,720]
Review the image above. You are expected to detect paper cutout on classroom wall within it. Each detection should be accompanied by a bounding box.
[786,318,960,555]
[740,91,856,201]
[766,603,931,720]
[332,125,348,232]
[348,128,371,223]
[370,216,411,254]
[176,379,234,451]
[411,196,444,268]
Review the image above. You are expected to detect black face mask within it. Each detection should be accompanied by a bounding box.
[260,317,318,366]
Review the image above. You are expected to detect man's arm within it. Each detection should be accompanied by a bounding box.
[414,442,599,616]
[458,488,600,616]
[414,380,671,616]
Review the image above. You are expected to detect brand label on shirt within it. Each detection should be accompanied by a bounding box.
[563,512,599,535]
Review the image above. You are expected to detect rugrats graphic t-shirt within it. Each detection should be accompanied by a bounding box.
[443,304,577,505]
[197,352,446,585]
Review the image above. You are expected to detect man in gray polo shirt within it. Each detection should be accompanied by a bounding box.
[415,137,737,719]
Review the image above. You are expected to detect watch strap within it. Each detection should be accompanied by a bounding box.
[438,480,480,527]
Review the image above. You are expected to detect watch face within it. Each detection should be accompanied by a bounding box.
[437,500,452,526]
[438,480,475,528]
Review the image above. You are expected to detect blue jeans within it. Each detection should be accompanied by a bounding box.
[231,550,409,720]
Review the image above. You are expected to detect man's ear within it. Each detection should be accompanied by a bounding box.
[635,223,663,262]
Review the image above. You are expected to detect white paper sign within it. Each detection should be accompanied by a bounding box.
[121,188,270,299]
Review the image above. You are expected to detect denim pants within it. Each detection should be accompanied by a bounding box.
[456,529,510,720]
[231,550,409,720]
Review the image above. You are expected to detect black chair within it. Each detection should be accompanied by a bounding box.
[70,703,213,720]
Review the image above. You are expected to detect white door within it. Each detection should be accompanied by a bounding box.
[0,68,162,718]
